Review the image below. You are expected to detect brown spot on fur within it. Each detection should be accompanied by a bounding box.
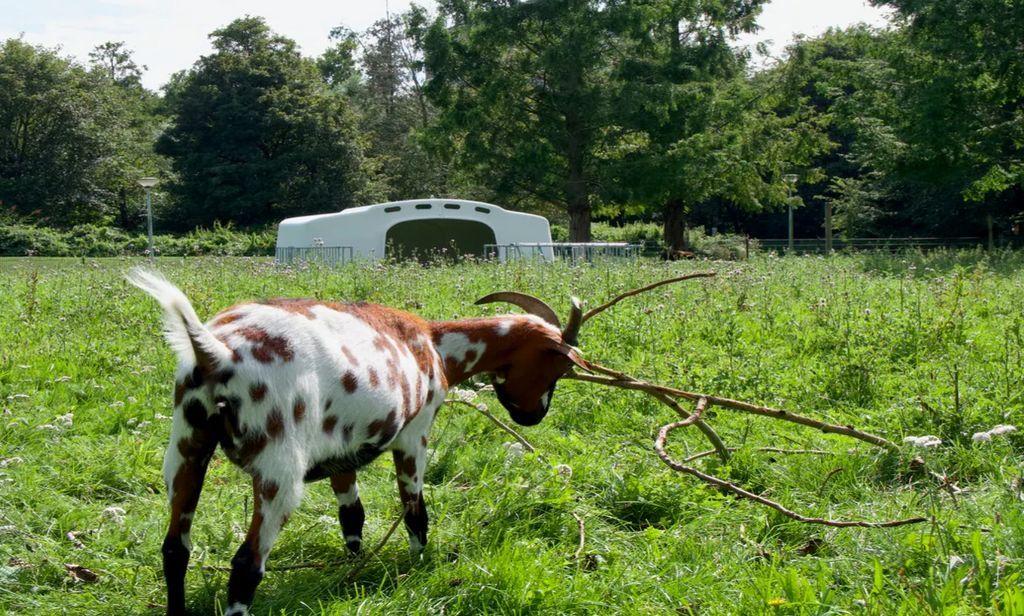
[464,349,478,363]
[368,367,380,388]
[385,359,400,389]
[174,382,186,407]
[266,409,285,439]
[367,410,397,439]
[421,435,428,447]
[342,372,358,394]
[341,346,359,366]
[293,399,306,422]
[260,298,335,320]
[211,312,243,328]
[393,451,417,481]
[330,472,356,495]
[259,479,280,502]
[250,382,268,402]
[325,398,333,411]
[238,326,294,364]
[323,416,338,435]
[400,378,412,417]
[426,389,435,405]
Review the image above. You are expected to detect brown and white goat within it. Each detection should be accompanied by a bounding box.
[129,270,588,616]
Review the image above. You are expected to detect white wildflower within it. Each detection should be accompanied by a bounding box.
[904,435,942,448]
[102,507,127,525]
[448,388,478,403]
[503,442,525,457]
[972,424,1016,443]
[55,413,73,427]
[0,457,24,467]
[317,515,336,526]
[556,464,573,478]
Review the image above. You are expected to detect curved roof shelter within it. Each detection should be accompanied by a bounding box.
[276,199,553,264]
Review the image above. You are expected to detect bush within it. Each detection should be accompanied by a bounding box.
[0,222,276,257]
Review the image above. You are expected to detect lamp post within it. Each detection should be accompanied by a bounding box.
[138,177,158,258]
[783,174,798,253]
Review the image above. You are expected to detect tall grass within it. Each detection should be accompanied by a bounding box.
[0,252,1021,614]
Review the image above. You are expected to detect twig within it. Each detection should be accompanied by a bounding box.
[569,366,898,451]
[345,504,409,580]
[446,399,536,453]
[571,512,586,561]
[581,272,717,324]
[202,505,409,574]
[644,390,730,462]
[655,421,928,528]
[683,447,834,463]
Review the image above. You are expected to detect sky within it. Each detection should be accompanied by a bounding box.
[0,0,891,91]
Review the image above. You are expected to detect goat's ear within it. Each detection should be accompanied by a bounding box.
[555,343,593,373]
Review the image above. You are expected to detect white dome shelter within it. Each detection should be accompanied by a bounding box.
[275,198,553,264]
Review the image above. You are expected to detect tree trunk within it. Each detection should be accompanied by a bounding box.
[569,206,591,243]
[663,198,687,252]
[117,187,131,230]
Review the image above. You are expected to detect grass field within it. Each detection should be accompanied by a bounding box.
[1,252,1022,615]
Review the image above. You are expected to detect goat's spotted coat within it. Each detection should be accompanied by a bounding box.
[130,271,583,616]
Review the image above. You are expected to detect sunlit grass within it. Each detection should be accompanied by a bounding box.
[0,252,1021,614]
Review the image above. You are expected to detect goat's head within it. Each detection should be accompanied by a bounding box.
[474,292,589,426]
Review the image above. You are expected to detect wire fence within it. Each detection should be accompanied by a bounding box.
[484,242,644,263]
[757,236,1024,254]
[275,246,354,266]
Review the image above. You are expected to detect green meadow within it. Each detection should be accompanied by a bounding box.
[1,253,1022,615]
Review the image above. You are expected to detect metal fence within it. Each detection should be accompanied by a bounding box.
[275,246,354,266]
[757,237,1022,254]
[484,242,644,263]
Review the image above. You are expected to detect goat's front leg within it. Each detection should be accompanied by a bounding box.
[330,471,365,554]
[162,406,219,616]
[225,474,303,616]
[391,447,428,554]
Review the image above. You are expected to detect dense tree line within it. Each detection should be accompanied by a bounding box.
[0,0,1020,246]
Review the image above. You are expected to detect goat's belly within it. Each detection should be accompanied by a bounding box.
[303,443,386,482]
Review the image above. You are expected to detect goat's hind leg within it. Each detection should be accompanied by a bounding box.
[391,447,428,555]
[225,474,304,616]
[330,472,365,554]
[162,395,219,616]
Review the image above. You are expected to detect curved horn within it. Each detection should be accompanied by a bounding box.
[562,296,582,346]
[475,292,561,328]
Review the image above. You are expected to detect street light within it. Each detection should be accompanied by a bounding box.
[783,174,798,253]
[138,177,158,258]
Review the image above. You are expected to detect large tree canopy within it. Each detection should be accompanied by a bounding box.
[157,17,369,229]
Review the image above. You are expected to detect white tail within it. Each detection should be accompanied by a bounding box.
[127,268,231,370]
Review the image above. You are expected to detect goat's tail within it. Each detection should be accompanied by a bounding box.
[127,268,233,371]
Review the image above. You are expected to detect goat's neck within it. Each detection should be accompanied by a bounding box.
[430,316,539,386]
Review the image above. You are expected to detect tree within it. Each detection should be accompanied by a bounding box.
[0,39,109,225]
[88,41,166,230]
[351,8,449,201]
[423,0,631,241]
[157,17,369,229]
[89,41,145,87]
[874,0,1023,206]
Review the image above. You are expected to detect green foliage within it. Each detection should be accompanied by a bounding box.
[1,255,1022,614]
[156,17,370,229]
[0,222,274,256]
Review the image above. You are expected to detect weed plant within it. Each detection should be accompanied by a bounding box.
[0,252,1022,614]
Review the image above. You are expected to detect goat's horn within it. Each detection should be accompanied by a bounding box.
[562,297,582,346]
[475,292,561,328]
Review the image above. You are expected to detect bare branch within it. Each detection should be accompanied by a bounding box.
[655,421,928,529]
[581,272,717,324]
[569,365,898,451]
[447,398,537,453]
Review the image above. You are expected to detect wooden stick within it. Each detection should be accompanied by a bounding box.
[581,272,717,324]
[447,398,537,453]
[655,421,928,528]
[571,512,586,561]
[569,366,898,451]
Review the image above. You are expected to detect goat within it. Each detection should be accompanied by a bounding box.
[128,270,588,616]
